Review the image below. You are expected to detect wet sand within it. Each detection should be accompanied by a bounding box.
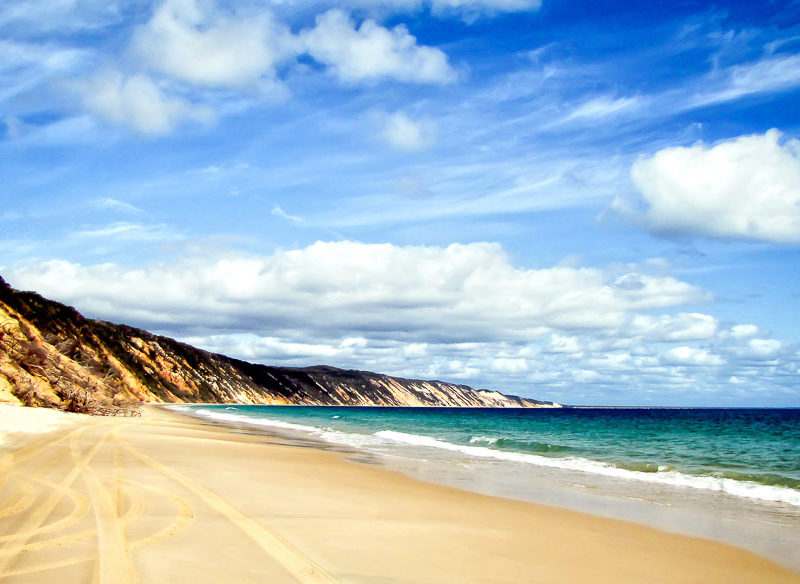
[1,405,798,583]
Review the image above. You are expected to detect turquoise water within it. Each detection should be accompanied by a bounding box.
[179,405,800,506]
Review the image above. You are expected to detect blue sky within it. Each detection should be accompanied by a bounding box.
[1,0,799,406]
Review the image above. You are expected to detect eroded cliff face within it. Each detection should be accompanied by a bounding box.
[0,277,559,410]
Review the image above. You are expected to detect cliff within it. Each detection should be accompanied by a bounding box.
[0,276,559,411]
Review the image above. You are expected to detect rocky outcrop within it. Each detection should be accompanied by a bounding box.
[0,276,559,410]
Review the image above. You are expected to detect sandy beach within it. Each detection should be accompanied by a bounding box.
[1,404,798,584]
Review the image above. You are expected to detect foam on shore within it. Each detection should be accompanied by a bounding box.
[174,405,800,508]
[374,429,800,507]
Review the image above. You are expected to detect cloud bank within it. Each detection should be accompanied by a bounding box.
[5,241,706,339]
[6,241,796,405]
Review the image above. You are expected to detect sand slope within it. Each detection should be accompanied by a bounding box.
[0,406,797,584]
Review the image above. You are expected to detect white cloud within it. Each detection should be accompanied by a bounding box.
[431,0,539,10]
[729,324,760,339]
[572,369,602,383]
[628,129,800,243]
[735,338,783,361]
[271,204,304,224]
[585,352,639,371]
[71,221,179,242]
[693,54,800,107]
[131,0,297,88]
[5,241,706,341]
[81,72,214,135]
[0,39,89,77]
[563,95,641,122]
[428,0,540,20]
[302,9,457,84]
[0,0,124,34]
[126,2,457,100]
[93,198,142,214]
[543,334,582,355]
[628,313,718,342]
[381,112,436,150]
[315,0,540,20]
[6,241,796,404]
[401,342,428,358]
[0,40,92,110]
[490,357,528,373]
[662,346,726,366]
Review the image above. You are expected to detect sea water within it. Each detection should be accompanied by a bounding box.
[170,405,800,570]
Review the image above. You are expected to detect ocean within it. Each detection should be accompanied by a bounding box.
[170,405,800,570]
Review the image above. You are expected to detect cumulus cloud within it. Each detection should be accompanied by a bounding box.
[627,129,800,243]
[133,2,459,87]
[627,313,718,342]
[81,72,214,135]
[662,346,726,366]
[131,0,297,88]
[5,241,706,340]
[66,1,462,135]
[302,9,457,84]
[489,358,528,374]
[729,324,760,339]
[735,338,783,361]
[61,2,463,134]
[381,112,437,150]
[543,334,583,355]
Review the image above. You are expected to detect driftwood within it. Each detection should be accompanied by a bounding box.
[59,386,141,417]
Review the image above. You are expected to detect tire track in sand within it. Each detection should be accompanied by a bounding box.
[0,469,188,579]
[0,424,195,580]
[83,467,137,584]
[0,427,79,493]
[0,424,114,577]
[0,473,89,545]
[117,439,341,584]
[0,479,36,521]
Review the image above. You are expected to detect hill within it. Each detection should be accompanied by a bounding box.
[0,276,559,412]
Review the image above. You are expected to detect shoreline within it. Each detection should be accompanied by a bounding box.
[166,404,800,573]
[1,404,798,583]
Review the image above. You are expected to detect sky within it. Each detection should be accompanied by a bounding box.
[1,0,799,407]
